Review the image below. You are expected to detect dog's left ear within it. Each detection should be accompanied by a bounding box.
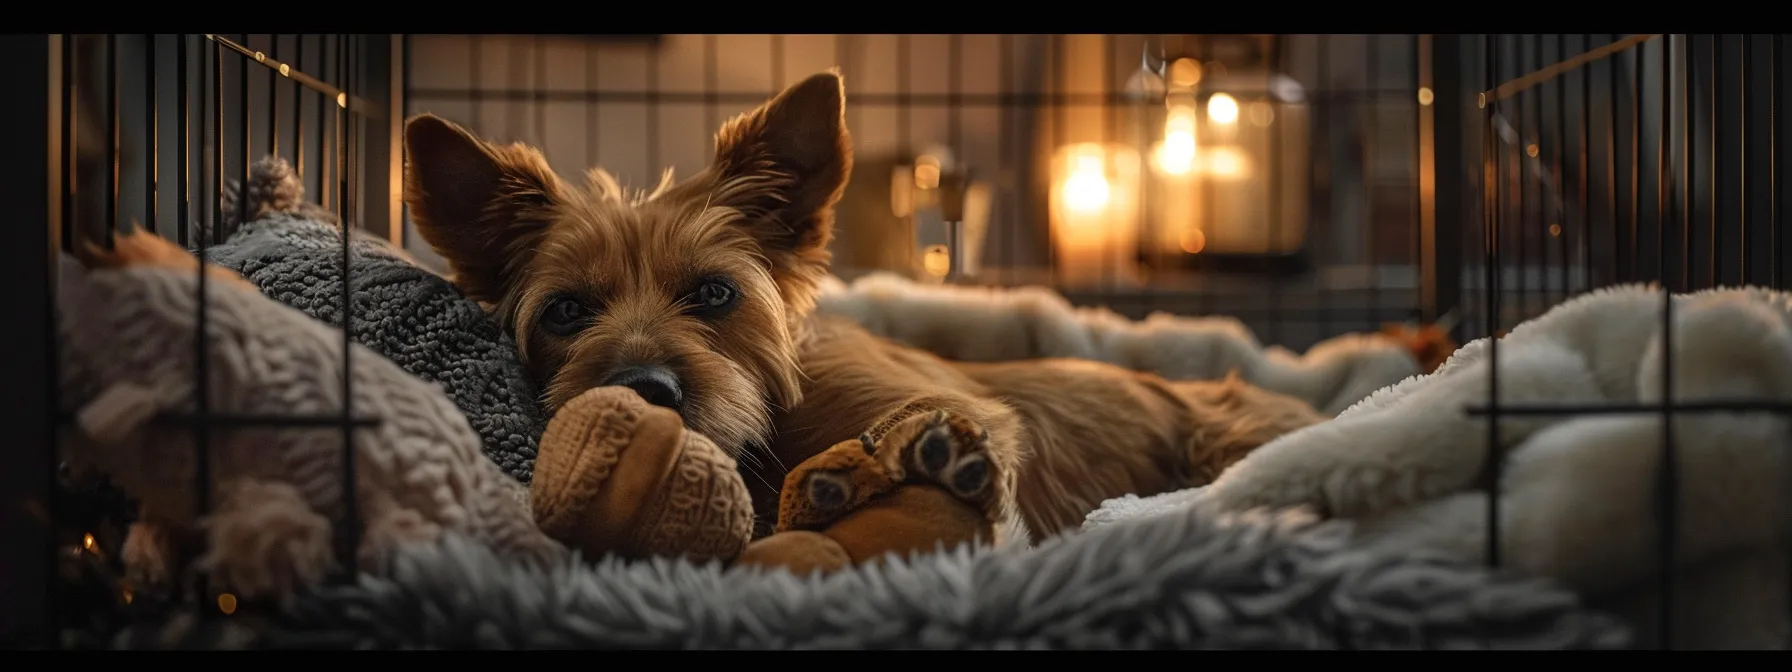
[705,70,853,307]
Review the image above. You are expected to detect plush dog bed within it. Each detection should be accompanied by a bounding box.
[111,505,1630,650]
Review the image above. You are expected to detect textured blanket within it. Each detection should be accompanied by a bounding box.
[1132,285,1792,649]
[815,273,1424,416]
[113,505,1630,650]
[54,247,564,604]
[199,158,544,483]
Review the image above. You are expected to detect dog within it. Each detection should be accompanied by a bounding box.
[400,69,1332,549]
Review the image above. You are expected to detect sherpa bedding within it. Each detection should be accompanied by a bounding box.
[58,158,1635,650]
[1093,285,1792,649]
[816,273,1423,416]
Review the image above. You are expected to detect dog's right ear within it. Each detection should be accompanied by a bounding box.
[403,113,563,304]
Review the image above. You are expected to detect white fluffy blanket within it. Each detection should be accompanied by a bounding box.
[814,273,1422,416]
[1087,285,1792,649]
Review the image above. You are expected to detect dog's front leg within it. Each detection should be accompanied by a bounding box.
[735,394,1030,575]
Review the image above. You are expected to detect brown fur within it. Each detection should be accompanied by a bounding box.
[403,71,1328,545]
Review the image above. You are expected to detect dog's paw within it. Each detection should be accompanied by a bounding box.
[879,410,999,515]
[776,436,901,533]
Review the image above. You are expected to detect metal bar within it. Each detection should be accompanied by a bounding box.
[1482,34,1662,104]
[1614,34,1636,286]
[1656,33,1681,647]
[1581,35,1593,292]
[0,32,57,650]
[1428,34,1465,330]
[195,33,220,610]
[1716,35,1743,287]
[240,33,252,232]
[1606,35,1621,292]
[1746,36,1775,286]
[293,35,305,194]
[1319,34,1336,335]
[336,32,360,583]
[147,35,158,236]
[107,34,118,246]
[1481,32,1504,570]
[1515,36,1530,322]
[1265,34,1284,344]
[1777,36,1789,290]
[1551,34,1566,301]
[206,34,384,120]
[354,35,399,246]
[268,35,278,158]
[1365,35,1381,335]
[319,36,332,214]
[60,35,75,253]
[179,35,189,249]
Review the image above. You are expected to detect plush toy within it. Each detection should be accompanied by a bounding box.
[530,387,997,572]
[58,234,568,601]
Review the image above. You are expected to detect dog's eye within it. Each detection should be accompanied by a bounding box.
[539,297,592,336]
[689,277,739,318]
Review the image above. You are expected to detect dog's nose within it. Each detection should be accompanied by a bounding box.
[602,365,684,412]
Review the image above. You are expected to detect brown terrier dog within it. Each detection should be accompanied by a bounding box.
[402,70,1329,556]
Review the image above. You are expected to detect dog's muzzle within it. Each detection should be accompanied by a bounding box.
[602,365,684,413]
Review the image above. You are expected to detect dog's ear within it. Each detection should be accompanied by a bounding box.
[403,113,563,304]
[705,70,853,306]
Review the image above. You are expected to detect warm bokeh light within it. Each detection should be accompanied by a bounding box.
[1050,143,1140,287]
[1549,223,1562,237]
[1062,153,1111,213]
[218,593,239,615]
[914,154,942,190]
[1417,87,1435,106]
[1247,101,1275,127]
[82,533,96,551]
[1204,145,1249,179]
[1169,58,1203,89]
[1157,106,1198,176]
[1180,227,1208,254]
[921,244,951,278]
[1207,93,1239,125]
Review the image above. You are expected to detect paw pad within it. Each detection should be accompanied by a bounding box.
[807,473,851,511]
[950,457,989,496]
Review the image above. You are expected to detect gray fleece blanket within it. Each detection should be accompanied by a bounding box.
[143,157,1633,650]
[201,158,544,482]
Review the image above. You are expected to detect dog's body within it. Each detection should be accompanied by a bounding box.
[775,316,1326,538]
[399,71,1330,552]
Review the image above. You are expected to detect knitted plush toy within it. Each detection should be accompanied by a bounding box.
[58,233,568,600]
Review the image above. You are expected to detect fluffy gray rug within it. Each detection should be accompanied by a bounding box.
[116,507,1631,650]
